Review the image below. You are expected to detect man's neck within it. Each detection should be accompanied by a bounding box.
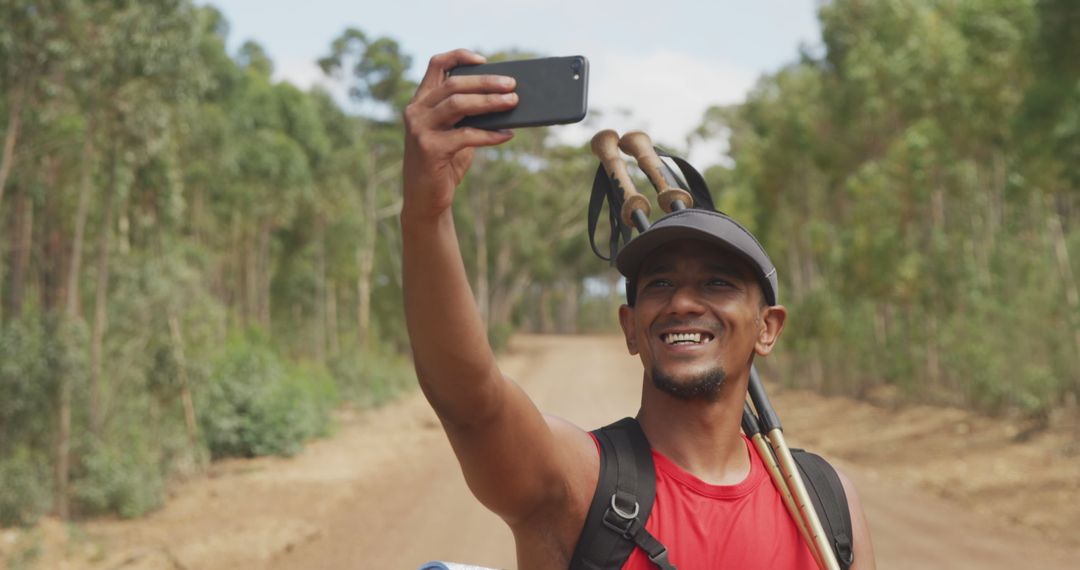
[636,374,750,486]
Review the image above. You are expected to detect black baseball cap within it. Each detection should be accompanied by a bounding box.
[615,208,779,306]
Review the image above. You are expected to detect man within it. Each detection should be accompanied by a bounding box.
[402,49,875,569]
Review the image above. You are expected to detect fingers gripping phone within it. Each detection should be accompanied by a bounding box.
[449,55,589,130]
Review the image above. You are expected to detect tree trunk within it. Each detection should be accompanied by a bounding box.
[355,157,384,350]
[490,273,531,331]
[0,89,23,210]
[230,217,244,324]
[474,214,489,328]
[1046,194,1080,370]
[89,160,118,435]
[41,155,67,312]
[488,239,511,328]
[468,179,490,328]
[537,286,553,333]
[168,313,200,457]
[327,280,340,357]
[314,215,327,363]
[66,136,95,318]
[243,233,257,326]
[55,334,71,520]
[191,184,205,246]
[356,242,373,349]
[809,341,826,393]
[491,234,518,311]
[925,310,942,394]
[4,187,32,318]
[379,215,403,290]
[42,158,73,517]
[556,280,580,334]
[258,223,272,328]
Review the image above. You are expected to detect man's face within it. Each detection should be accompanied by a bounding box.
[618,239,784,401]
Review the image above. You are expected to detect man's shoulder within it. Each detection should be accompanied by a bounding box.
[506,415,599,568]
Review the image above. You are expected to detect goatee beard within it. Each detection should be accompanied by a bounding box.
[651,365,727,401]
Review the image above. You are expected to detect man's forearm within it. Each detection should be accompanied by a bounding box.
[401,208,501,425]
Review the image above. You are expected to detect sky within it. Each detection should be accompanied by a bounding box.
[203,0,823,165]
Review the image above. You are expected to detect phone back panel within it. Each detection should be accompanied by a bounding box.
[450,56,589,130]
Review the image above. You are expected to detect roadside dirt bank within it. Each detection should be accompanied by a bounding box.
[2,334,1078,569]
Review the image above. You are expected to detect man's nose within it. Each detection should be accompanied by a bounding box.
[666,284,706,315]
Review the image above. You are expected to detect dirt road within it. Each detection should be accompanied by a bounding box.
[8,335,1080,569]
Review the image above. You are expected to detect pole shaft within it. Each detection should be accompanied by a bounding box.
[768,429,841,570]
[750,433,823,569]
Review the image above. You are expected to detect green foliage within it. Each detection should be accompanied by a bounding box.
[328,345,413,407]
[72,436,165,519]
[6,0,1076,527]
[0,318,53,445]
[708,0,1080,417]
[198,335,335,459]
[0,447,52,527]
[1,0,433,525]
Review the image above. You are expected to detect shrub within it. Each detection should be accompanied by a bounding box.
[198,335,336,459]
[328,347,414,407]
[0,447,52,527]
[72,436,165,519]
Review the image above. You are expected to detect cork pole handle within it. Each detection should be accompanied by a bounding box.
[618,130,694,212]
[590,129,651,231]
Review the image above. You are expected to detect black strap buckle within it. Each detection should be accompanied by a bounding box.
[602,492,641,539]
[835,532,854,566]
[649,547,673,567]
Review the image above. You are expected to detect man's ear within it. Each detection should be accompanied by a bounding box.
[618,304,638,355]
[755,305,787,356]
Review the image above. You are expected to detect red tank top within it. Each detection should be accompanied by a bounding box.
[595,434,818,569]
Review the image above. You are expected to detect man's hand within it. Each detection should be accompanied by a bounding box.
[402,49,518,221]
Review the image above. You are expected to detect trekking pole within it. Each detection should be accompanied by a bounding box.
[748,365,840,570]
[742,402,824,569]
[616,129,832,567]
[617,130,694,213]
[591,129,651,232]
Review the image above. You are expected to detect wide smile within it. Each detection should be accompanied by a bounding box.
[658,330,716,349]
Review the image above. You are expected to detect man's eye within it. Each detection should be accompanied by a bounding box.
[708,278,733,287]
[645,279,672,288]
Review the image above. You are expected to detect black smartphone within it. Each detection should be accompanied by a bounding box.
[449,55,589,130]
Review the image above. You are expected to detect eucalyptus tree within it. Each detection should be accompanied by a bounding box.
[318,28,415,349]
[699,0,1080,415]
[223,54,313,328]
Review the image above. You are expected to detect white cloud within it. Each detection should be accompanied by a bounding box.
[269,46,754,168]
[273,57,334,91]
[272,57,380,116]
[557,48,756,167]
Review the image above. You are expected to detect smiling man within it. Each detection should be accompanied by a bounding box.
[402,49,874,570]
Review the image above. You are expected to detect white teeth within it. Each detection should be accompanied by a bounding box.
[664,332,705,345]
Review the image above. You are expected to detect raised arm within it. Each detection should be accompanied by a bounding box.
[400,50,595,525]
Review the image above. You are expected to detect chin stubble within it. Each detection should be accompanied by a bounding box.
[651,365,727,401]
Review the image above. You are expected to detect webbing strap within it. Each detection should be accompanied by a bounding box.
[586,147,717,266]
[569,418,675,569]
[792,449,855,570]
[655,150,716,211]
[587,165,632,263]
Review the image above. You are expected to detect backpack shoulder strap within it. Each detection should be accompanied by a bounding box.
[791,449,855,570]
[569,418,675,570]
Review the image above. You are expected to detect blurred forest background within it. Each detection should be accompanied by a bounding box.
[1,0,1079,529]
